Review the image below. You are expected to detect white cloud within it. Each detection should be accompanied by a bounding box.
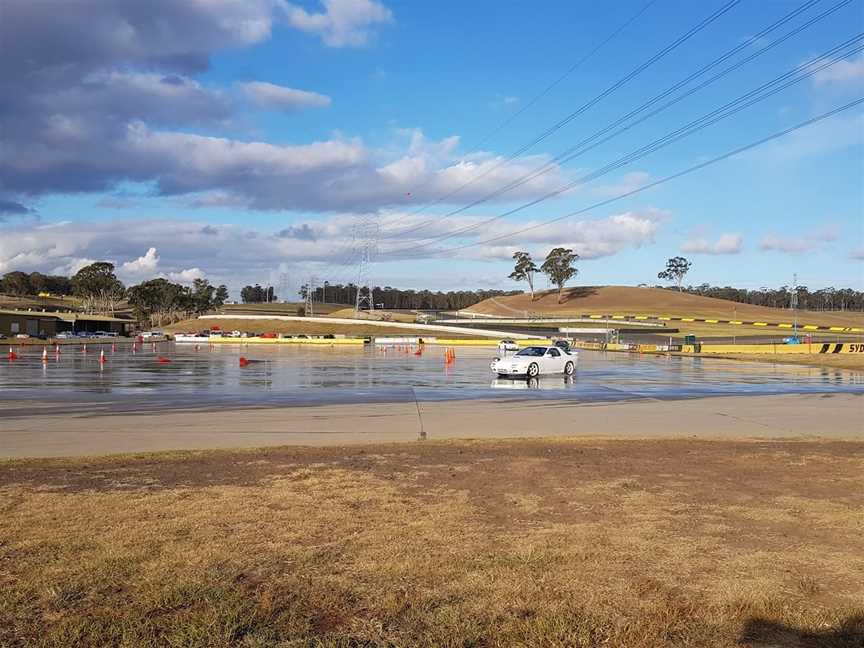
[592,171,651,198]
[849,246,864,260]
[283,0,393,47]
[760,226,838,254]
[681,233,743,255]
[812,53,864,88]
[168,268,206,284]
[0,209,664,289]
[121,247,160,276]
[241,81,331,111]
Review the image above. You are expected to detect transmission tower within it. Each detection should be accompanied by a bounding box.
[353,215,379,314]
[304,275,317,317]
[791,273,799,338]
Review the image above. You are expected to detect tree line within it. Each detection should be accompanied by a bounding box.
[0,263,229,326]
[300,283,520,311]
[679,284,864,312]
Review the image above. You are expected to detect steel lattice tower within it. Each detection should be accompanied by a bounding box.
[353,215,379,313]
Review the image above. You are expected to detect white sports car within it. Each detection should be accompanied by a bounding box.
[490,345,577,378]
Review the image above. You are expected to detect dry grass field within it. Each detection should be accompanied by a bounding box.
[2,438,862,647]
[467,287,864,329]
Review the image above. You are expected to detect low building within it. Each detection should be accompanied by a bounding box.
[0,310,134,337]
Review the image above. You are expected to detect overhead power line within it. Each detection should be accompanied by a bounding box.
[378,34,864,257]
[393,0,851,241]
[461,0,660,156]
[407,97,864,257]
[396,0,742,221]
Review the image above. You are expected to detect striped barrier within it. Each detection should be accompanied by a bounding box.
[568,313,862,332]
[208,337,364,345]
[571,341,864,355]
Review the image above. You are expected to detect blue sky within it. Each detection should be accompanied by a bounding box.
[1,0,862,297]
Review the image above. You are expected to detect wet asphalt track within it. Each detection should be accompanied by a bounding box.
[0,341,862,416]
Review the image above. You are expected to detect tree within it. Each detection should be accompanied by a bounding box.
[540,248,579,304]
[508,251,539,301]
[191,278,216,313]
[657,256,692,292]
[71,262,125,313]
[214,285,229,306]
[0,271,31,295]
[240,284,276,303]
[127,278,192,326]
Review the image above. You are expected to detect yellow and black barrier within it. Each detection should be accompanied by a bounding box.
[579,313,861,332]
[570,340,864,355]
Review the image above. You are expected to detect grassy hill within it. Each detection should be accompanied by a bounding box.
[465,286,864,328]
[221,302,350,316]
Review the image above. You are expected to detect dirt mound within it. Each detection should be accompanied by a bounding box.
[466,286,863,326]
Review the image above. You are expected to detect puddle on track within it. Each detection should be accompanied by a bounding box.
[1,342,861,411]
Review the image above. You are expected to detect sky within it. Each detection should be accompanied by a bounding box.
[0,0,862,299]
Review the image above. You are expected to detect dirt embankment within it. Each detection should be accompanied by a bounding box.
[467,286,864,328]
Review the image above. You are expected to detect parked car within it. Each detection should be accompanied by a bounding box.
[497,339,519,352]
[0,333,6,340]
[490,345,577,378]
[55,332,74,339]
[15,333,30,339]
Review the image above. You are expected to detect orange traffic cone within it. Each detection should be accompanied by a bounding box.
[82,344,87,353]
[7,347,17,361]
[99,349,106,364]
[42,348,48,363]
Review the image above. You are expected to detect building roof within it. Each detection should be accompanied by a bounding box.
[0,309,131,322]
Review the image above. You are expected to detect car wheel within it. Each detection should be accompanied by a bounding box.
[564,361,574,375]
[527,362,539,378]
[498,373,508,378]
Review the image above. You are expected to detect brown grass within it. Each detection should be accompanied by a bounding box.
[2,438,863,647]
[467,286,864,328]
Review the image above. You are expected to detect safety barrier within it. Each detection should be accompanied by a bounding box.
[207,337,365,345]
[431,338,555,347]
[569,340,864,355]
[572,313,862,332]
[695,343,862,355]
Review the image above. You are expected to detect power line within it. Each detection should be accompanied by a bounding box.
[461,0,660,155]
[395,0,742,221]
[391,0,851,241]
[379,35,864,256]
[412,97,864,257]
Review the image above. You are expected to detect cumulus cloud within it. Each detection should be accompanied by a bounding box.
[0,0,573,216]
[168,268,207,285]
[811,53,864,88]
[121,247,160,276]
[283,0,393,47]
[681,233,743,255]
[241,81,331,111]
[760,226,838,254]
[0,209,664,288]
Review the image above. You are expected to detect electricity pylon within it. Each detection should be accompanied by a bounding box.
[353,215,379,314]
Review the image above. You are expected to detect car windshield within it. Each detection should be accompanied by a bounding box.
[515,347,546,357]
